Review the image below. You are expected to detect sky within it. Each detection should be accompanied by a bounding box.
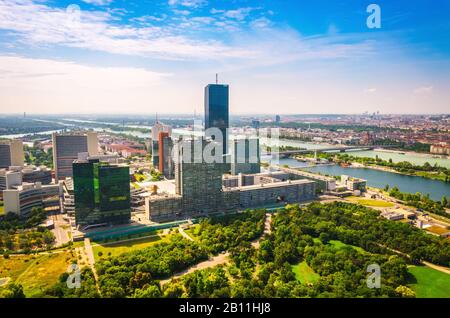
[0,0,449,115]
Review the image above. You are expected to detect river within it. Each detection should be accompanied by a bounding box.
[301,164,450,201]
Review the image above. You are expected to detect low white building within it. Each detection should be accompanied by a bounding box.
[3,182,63,217]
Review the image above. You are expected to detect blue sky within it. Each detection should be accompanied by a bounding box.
[0,0,449,114]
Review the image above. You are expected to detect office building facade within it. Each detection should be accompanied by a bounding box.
[158,131,174,179]
[230,138,261,175]
[151,121,171,168]
[0,140,24,168]
[52,132,98,180]
[174,138,225,215]
[73,159,130,227]
[21,166,52,185]
[3,182,62,217]
[204,84,229,155]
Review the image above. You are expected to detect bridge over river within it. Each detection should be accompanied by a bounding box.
[267,145,395,158]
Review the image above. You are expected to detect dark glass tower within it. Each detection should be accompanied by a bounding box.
[204,84,229,155]
[73,159,130,227]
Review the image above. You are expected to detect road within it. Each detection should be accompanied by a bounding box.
[50,213,71,247]
[83,238,101,295]
[252,213,272,249]
[178,226,194,241]
[379,244,450,275]
[159,252,230,286]
[160,213,274,286]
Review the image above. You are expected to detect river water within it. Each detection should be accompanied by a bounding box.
[302,164,450,201]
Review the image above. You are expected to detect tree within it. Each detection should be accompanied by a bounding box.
[395,285,415,298]
[0,283,25,298]
[442,196,448,208]
[134,285,161,298]
[319,232,330,244]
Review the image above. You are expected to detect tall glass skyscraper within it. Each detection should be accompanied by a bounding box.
[73,159,130,227]
[204,84,229,155]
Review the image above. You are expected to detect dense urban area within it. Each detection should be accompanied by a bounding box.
[0,85,449,299]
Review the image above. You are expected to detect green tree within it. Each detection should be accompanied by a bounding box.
[0,283,25,298]
[395,285,416,298]
[442,196,448,208]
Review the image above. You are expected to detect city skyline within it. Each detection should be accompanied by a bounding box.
[0,0,449,114]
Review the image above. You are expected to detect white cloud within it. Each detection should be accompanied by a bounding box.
[364,88,377,93]
[210,8,224,14]
[81,0,113,6]
[222,7,254,21]
[173,9,191,15]
[0,0,253,60]
[168,0,207,8]
[130,14,168,24]
[413,86,433,94]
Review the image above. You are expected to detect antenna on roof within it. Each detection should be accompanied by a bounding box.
[155,112,158,124]
[215,73,218,84]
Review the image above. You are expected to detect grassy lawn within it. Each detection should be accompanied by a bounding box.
[92,234,163,261]
[314,238,367,254]
[408,266,450,298]
[0,251,75,297]
[328,240,367,254]
[0,255,36,283]
[292,261,320,284]
[414,171,447,182]
[184,224,200,239]
[346,197,394,208]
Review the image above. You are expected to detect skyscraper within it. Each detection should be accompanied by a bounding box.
[230,138,261,175]
[204,83,229,155]
[174,138,225,215]
[52,132,98,180]
[151,121,171,168]
[0,140,24,168]
[73,159,130,227]
[158,131,174,179]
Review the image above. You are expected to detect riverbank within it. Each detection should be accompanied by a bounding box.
[348,162,448,182]
[349,161,449,182]
[374,148,449,160]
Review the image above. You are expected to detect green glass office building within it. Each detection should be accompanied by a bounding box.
[73,159,130,227]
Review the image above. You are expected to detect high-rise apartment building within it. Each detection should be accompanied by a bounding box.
[204,84,229,155]
[73,159,130,227]
[158,131,173,179]
[52,132,98,180]
[0,140,24,168]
